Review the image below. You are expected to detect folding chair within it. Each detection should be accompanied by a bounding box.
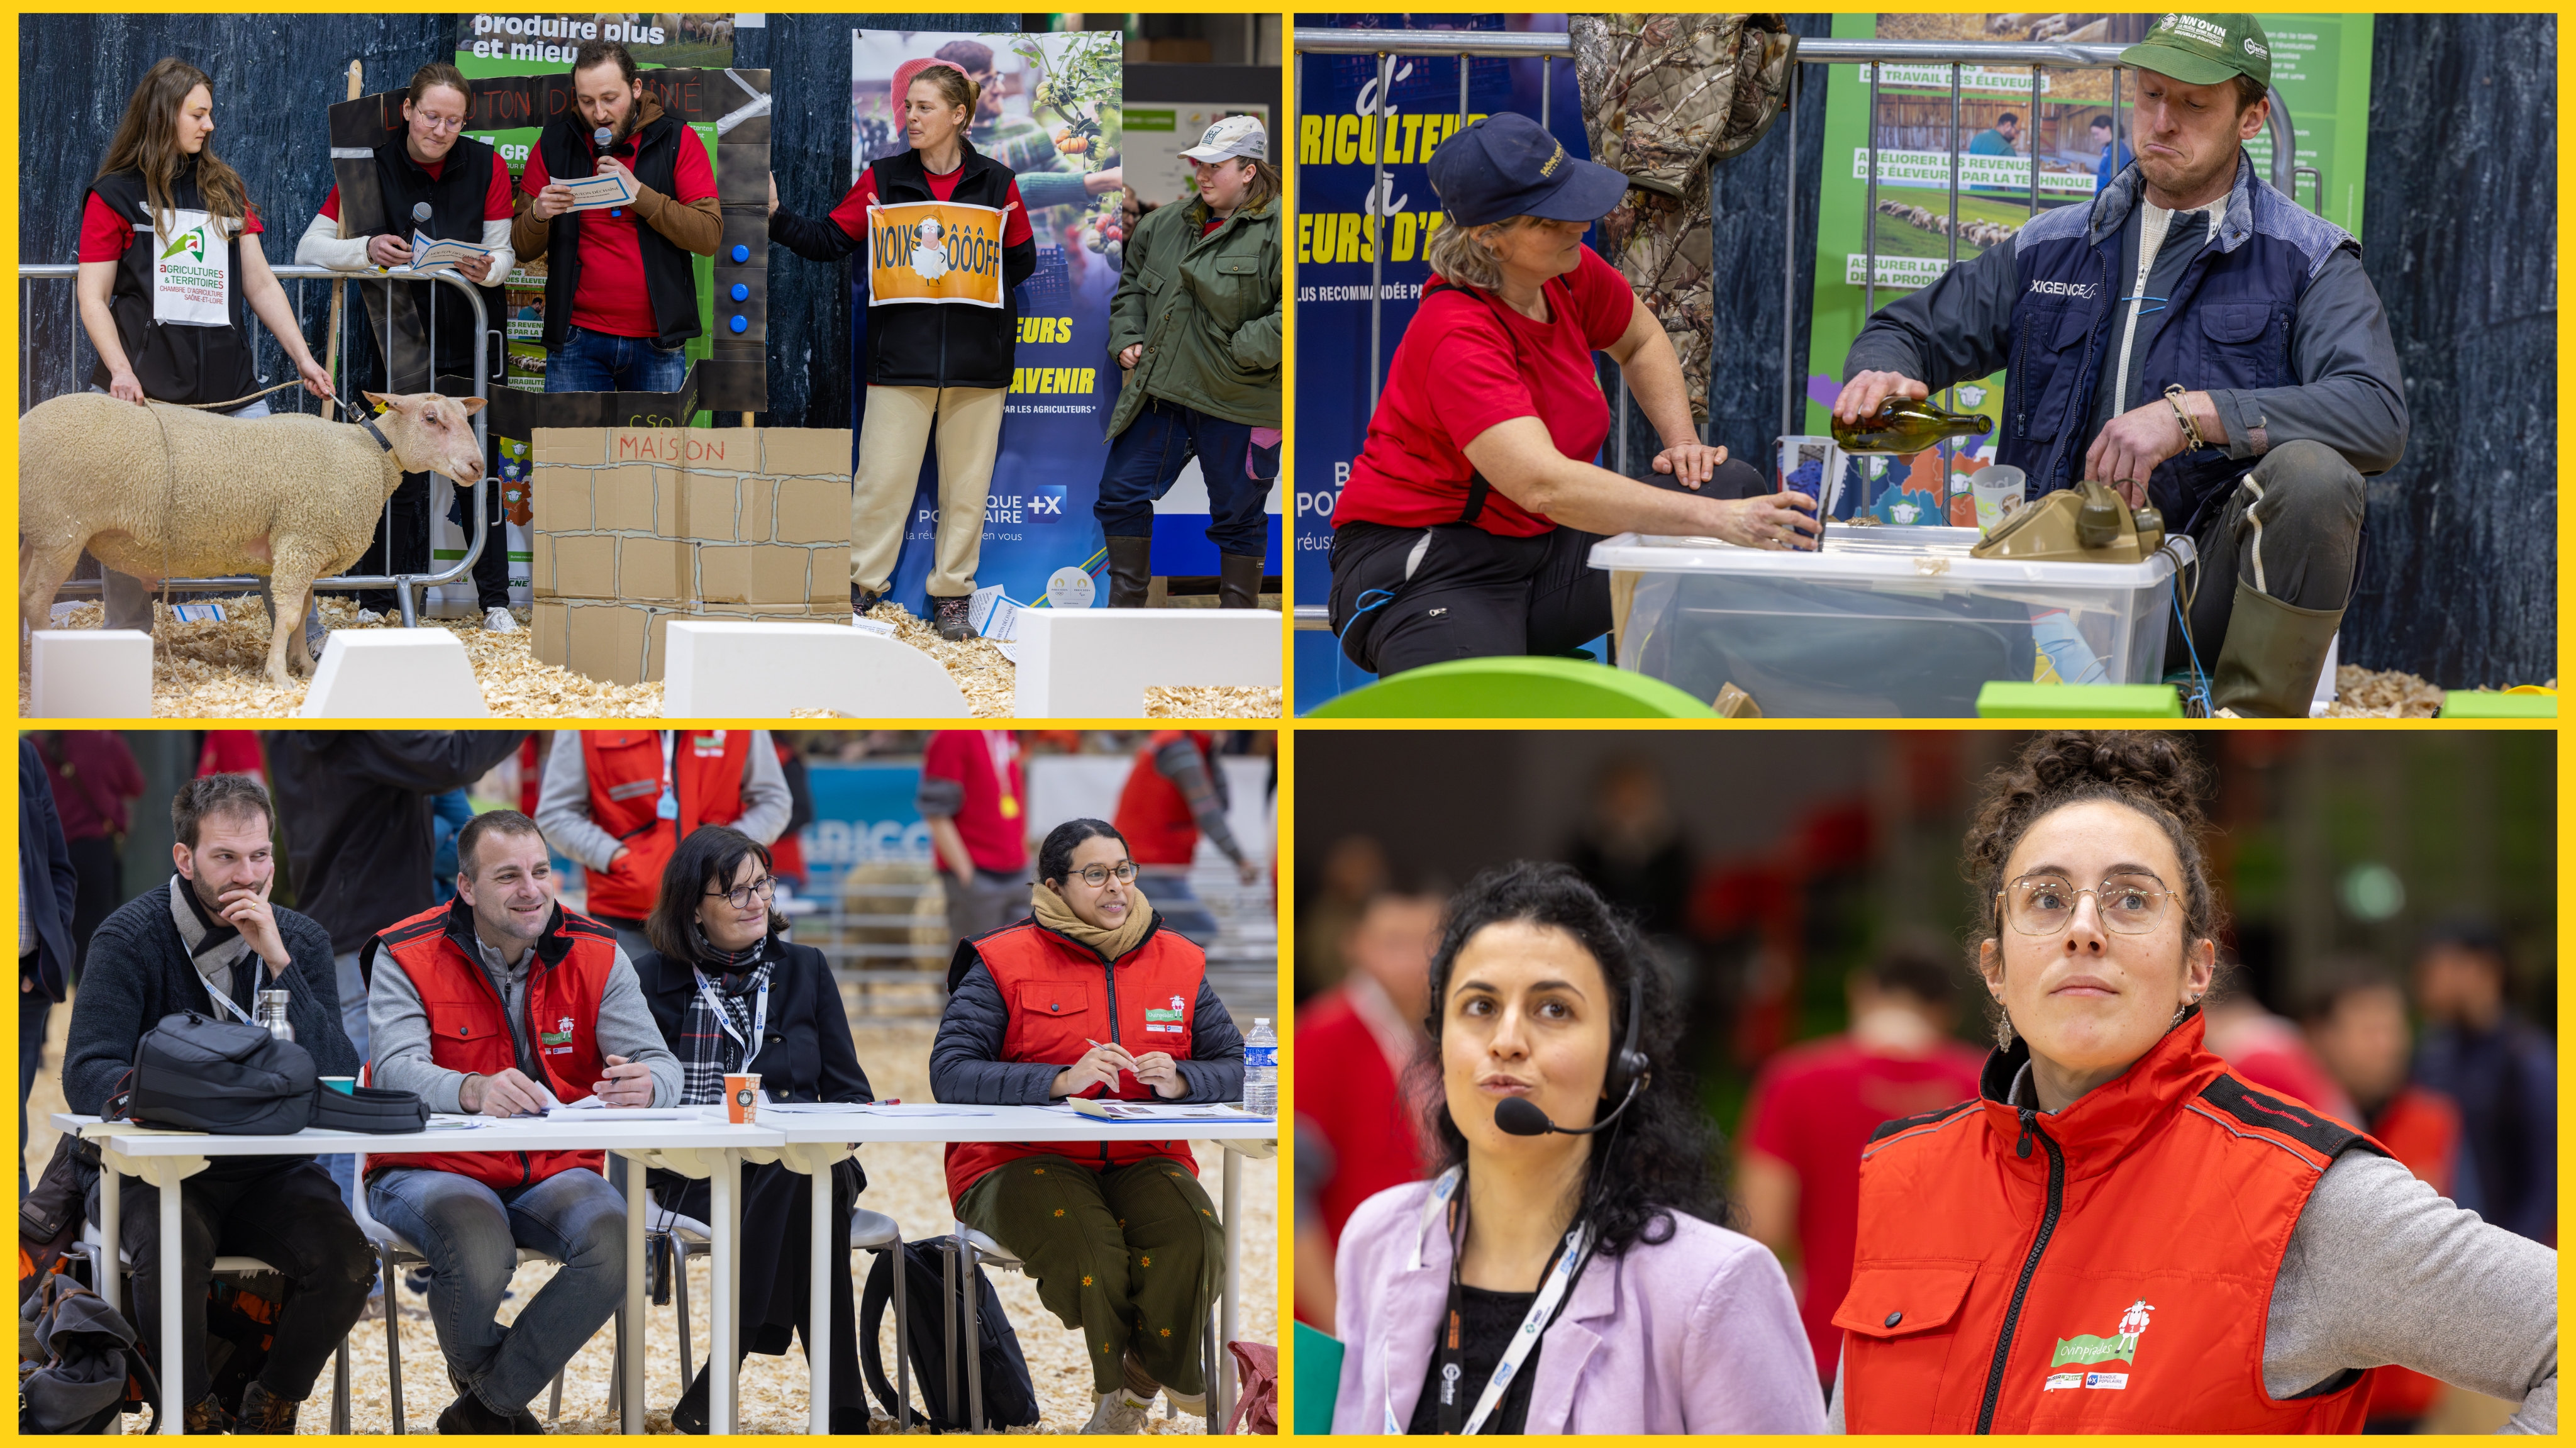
[70,1225,355,1434]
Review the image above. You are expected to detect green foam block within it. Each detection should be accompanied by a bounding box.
[1976,681,2185,718]
[2438,691,2559,719]
[1306,657,1719,718]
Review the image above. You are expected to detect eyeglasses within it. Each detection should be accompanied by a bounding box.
[704,876,775,910]
[1999,873,2179,936]
[1072,862,1139,888]
[414,113,468,133]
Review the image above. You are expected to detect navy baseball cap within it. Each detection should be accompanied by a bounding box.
[1428,111,1629,228]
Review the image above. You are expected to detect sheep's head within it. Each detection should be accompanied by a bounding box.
[362,391,489,485]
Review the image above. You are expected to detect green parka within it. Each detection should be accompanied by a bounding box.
[1104,191,1281,437]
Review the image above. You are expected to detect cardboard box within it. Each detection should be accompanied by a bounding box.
[531,599,569,666]
[774,477,849,545]
[804,544,844,603]
[565,600,653,686]
[680,471,743,542]
[747,545,813,605]
[532,428,608,465]
[609,426,746,473]
[697,544,753,604]
[550,534,618,599]
[619,537,691,603]
[591,464,667,534]
[739,476,774,544]
[761,428,852,479]
[532,469,587,535]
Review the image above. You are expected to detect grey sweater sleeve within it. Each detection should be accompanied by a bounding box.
[2203,247,2409,475]
[1841,237,2024,390]
[1157,739,1246,866]
[2267,1149,2557,1431]
[594,945,684,1107]
[535,730,623,872]
[730,732,792,845]
[367,942,466,1113]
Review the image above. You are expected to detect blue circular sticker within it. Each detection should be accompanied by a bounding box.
[731,243,750,263]
[729,315,748,333]
[730,283,749,302]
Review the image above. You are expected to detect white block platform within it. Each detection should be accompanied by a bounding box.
[662,621,970,717]
[28,629,153,717]
[1012,609,1281,718]
[299,629,489,718]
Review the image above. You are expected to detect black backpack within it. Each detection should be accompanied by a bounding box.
[18,1271,160,1434]
[112,1012,316,1135]
[858,1239,1040,1430]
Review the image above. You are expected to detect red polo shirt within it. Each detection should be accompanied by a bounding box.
[314,151,516,225]
[78,196,260,262]
[825,163,1031,247]
[521,124,717,338]
[920,730,1026,874]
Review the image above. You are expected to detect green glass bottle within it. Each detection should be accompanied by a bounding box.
[1831,397,1996,455]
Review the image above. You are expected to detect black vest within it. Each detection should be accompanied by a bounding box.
[347,135,506,376]
[862,143,1019,391]
[535,108,700,350]
[86,164,259,407]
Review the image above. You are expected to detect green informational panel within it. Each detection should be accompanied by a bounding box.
[1799,14,2375,526]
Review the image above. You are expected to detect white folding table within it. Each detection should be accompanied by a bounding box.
[53,1109,779,1436]
[755,1103,1277,1433]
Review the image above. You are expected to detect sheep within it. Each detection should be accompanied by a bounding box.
[19,389,487,686]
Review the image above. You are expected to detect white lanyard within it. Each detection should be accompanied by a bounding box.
[1406,1166,1594,1436]
[201,971,254,1024]
[692,967,769,1059]
[657,733,680,820]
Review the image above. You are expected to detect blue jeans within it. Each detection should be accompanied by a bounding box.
[368,1166,628,1413]
[1096,398,1269,558]
[545,326,689,393]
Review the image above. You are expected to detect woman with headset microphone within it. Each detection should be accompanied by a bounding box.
[1330,862,1823,1434]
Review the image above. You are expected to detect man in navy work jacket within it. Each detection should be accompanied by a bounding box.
[1835,13,2405,718]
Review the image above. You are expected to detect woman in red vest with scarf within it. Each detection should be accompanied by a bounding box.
[929,818,1245,1432]
[1833,733,2555,1432]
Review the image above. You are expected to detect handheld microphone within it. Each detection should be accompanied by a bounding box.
[411,202,433,226]
[1493,1078,1641,1137]
[594,126,615,172]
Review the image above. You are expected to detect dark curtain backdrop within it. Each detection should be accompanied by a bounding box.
[1695,13,2553,688]
[17,13,1015,431]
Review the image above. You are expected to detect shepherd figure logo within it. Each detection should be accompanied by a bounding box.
[2051,1300,2156,1370]
[910,218,951,281]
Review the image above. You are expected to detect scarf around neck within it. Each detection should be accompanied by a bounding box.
[1030,879,1155,963]
[168,874,256,1008]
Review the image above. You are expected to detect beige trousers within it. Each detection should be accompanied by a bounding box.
[852,384,1006,598]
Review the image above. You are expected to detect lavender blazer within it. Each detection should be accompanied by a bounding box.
[1331,1178,1828,1434]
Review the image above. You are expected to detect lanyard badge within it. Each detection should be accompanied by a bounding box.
[1419,1167,1592,1435]
[694,967,770,1062]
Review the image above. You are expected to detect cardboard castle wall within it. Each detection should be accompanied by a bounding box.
[530,426,852,684]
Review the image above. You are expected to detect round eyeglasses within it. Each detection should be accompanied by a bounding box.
[1072,862,1139,888]
[1999,874,2177,936]
[704,876,776,910]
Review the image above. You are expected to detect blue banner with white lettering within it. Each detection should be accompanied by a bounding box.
[851,30,1124,617]
[792,761,930,899]
[1291,18,1588,611]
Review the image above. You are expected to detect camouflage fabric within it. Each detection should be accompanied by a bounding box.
[1572,14,1796,421]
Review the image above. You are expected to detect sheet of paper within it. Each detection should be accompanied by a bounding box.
[404,231,494,271]
[763,1102,996,1117]
[561,170,638,213]
[966,584,1024,662]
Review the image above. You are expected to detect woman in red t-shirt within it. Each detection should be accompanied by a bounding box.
[1328,113,1817,678]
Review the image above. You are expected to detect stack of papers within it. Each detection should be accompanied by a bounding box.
[403,232,495,272]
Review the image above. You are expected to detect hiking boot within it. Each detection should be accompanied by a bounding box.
[851,584,884,615]
[933,594,974,642]
[1081,1390,1154,1434]
[183,1391,234,1434]
[438,1388,543,1435]
[234,1381,301,1434]
[1104,535,1154,608]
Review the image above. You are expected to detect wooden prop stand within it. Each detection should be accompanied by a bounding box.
[321,59,360,421]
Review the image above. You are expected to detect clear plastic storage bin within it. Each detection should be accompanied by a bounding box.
[1591,526,2192,718]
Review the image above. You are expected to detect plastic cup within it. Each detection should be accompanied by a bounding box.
[320,1077,356,1094]
[1972,465,2028,534]
[724,1072,762,1124]
[1775,435,1835,547]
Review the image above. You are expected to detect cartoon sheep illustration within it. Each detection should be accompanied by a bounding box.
[910,218,950,281]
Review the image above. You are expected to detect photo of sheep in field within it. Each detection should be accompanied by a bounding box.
[18,389,486,686]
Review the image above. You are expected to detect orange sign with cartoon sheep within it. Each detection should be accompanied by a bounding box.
[867,201,1009,308]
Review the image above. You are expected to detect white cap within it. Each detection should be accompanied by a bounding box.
[1177,113,1268,165]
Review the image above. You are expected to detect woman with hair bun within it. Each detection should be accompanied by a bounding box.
[1331,860,1823,1434]
[1833,731,2556,1433]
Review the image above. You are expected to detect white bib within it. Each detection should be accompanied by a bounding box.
[144,208,233,327]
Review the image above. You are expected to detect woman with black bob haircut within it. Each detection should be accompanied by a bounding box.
[930,818,1246,1432]
[1331,861,1823,1434]
[631,825,880,1433]
[1833,732,2555,1433]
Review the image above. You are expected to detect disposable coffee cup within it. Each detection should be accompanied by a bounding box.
[724,1072,762,1125]
[320,1077,357,1095]
[1972,465,2028,534]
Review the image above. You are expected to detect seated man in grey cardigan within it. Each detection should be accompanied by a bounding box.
[60,773,372,1434]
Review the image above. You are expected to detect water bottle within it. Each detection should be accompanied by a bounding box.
[1241,1018,1277,1117]
[255,989,295,1044]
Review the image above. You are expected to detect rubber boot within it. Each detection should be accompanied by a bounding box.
[1104,535,1154,608]
[1218,552,1267,611]
[2211,581,2342,718]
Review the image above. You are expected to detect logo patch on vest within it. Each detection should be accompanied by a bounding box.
[2028,279,2099,298]
[693,730,728,756]
[541,1015,577,1047]
[2049,1300,2153,1385]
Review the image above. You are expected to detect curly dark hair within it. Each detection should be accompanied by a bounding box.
[1416,860,1729,1256]
[1962,732,2225,1042]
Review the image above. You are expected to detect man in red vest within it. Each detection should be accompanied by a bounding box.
[363,810,680,1435]
[534,729,791,961]
[1111,732,1257,944]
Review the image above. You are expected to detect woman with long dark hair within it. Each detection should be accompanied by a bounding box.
[1330,861,1821,1434]
[1833,733,2555,1432]
[631,826,877,1433]
[76,57,336,635]
[929,818,1246,1432]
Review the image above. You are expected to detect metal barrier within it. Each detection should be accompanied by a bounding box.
[1289,26,2305,629]
[18,262,493,628]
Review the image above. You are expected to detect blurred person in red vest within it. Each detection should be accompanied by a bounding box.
[1738,938,1985,1392]
[196,730,265,785]
[31,730,144,984]
[2202,977,2360,1126]
[1291,884,1443,1328]
[920,730,1029,956]
[1112,731,1257,945]
[535,730,791,962]
[2302,965,2465,1432]
[768,735,813,891]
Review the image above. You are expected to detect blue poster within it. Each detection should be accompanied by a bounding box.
[1292,17,1587,705]
[793,760,931,898]
[850,30,1124,617]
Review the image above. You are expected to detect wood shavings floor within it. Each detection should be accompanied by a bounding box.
[23,598,1279,720]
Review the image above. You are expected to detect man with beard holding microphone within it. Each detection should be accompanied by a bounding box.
[515,40,719,393]
[1328,863,1820,1434]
